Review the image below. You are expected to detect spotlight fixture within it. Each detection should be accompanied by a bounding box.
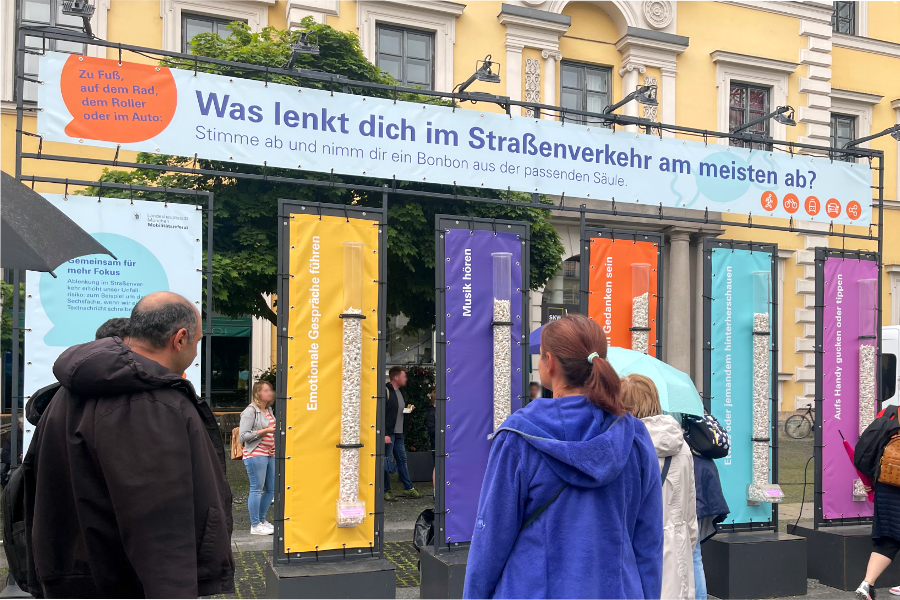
[731,105,796,134]
[286,30,319,70]
[603,85,658,115]
[455,55,501,94]
[61,0,95,37]
[844,124,900,147]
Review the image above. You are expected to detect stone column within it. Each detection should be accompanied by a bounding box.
[506,44,523,117]
[618,63,645,132]
[541,49,561,119]
[660,68,676,137]
[665,230,692,374]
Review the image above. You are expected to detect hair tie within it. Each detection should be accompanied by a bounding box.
[587,352,599,364]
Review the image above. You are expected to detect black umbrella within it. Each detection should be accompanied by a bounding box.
[1,171,115,276]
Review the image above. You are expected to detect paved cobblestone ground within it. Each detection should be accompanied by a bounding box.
[215,551,269,599]
[384,542,420,588]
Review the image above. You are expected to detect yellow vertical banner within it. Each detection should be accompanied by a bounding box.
[285,213,379,553]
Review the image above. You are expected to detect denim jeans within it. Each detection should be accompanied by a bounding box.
[244,455,275,526]
[693,541,707,600]
[384,433,413,492]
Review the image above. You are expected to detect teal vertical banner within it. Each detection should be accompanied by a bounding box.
[709,247,773,526]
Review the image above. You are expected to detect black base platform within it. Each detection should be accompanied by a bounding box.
[265,555,396,598]
[420,545,468,599]
[789,524,900,591]
[702,531,807,599]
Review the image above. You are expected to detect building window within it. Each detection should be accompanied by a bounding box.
[561,256,580,304]
[19,0,87,101]
[729,82,772,150]
[376,25,433,90]
[182,13,242,53]
[832,1,856,35]
[830,113,857,160]
[560,62,611,126]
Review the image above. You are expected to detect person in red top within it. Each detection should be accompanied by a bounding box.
[239,381,276,535]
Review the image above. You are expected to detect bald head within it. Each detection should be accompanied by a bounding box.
[129,292,200,350]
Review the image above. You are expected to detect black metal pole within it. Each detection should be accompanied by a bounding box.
[10,270,20,468]
[877,156,884,412]
[204,193,213,406]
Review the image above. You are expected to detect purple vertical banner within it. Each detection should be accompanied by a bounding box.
[822,257,878,520]
[444,229,524,543]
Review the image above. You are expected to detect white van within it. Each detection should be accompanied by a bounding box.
[883,326,900,407]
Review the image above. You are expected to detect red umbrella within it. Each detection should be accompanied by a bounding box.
[840,430,874,503]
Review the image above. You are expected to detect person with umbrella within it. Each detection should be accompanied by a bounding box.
[621,373,699,600]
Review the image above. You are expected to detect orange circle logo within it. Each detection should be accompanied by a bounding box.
[761,191,778,212]
[804,196,820,216]
[60,54,177,143]
[847,201,862,220]
[782,193,799,214]
[825,198,841,219]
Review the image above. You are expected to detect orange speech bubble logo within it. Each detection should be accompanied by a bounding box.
[60,55,177,143]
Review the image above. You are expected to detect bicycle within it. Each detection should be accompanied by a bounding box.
[785,403,815,439]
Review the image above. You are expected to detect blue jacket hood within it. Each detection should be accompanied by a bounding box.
[494,395,637,488]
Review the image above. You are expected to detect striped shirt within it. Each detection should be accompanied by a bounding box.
[244,411,275,458]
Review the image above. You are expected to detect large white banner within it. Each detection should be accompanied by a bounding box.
[36,52,872,225]
[23,194,202,448]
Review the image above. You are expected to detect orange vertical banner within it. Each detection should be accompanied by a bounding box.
[587,237,660,356]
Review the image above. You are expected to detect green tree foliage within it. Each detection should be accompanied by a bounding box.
[83,19,563,330]
[400,364,435,452]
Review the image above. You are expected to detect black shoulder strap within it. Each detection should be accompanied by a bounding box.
[660,456,673,484]
[520,483,567,532]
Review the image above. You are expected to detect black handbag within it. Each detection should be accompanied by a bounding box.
[683,413,730,459]
[412,508,434,552]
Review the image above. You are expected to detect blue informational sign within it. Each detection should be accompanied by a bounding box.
[708,247,774,526]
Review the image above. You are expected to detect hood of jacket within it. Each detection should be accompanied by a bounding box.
[495,395,639,488]
[51,336,197,400]
[642,414,685,458]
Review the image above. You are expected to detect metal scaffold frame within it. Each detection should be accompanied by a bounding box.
[11,26,886,563]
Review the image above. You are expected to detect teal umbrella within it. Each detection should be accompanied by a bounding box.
[606,347,705,416]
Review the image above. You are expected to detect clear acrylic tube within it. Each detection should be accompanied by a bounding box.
[631,263,650,354]
[748,270,782,504]
[337,242,365,527]
[859,279,877,436]
[492,252,512,430]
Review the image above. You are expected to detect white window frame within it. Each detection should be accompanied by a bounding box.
[2,0,110,106]
[160,0,270,54]
[711,51,798,145]
[286,1,339,27]
[830,88,882,163]
[357,1,465,93]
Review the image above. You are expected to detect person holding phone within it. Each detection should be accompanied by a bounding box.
[239,381,276,535]
[384,366,420,501]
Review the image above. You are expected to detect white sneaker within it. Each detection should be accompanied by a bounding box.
[261,521,275,533]
[250,524,271,536]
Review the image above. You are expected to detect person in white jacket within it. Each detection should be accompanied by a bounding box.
[622,374,699,600]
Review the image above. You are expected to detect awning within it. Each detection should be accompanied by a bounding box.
[203,316,252,337]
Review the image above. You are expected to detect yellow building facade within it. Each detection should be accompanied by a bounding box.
[2,0,899,411]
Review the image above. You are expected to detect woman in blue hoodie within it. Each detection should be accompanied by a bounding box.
[464,314,663,599]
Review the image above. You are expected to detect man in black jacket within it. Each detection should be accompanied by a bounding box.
[24,292,234,598]
[384,366,419,502]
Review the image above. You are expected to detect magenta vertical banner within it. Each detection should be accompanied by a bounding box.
[821,256,878,520]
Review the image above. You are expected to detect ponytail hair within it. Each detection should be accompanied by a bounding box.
[540,314,624,415]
